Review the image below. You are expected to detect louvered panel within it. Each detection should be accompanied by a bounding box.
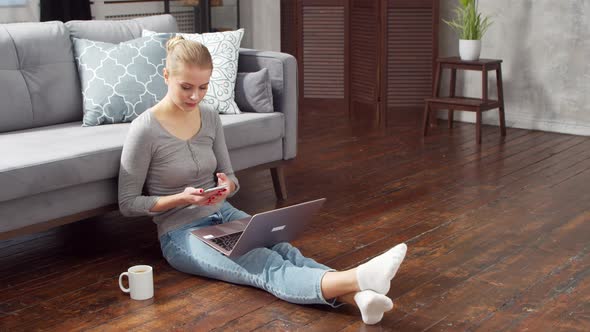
[387,7,434,108]
[302,6,345,99]
[350,1,379,105]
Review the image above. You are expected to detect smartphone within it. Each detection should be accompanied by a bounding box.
[203,185,228,194]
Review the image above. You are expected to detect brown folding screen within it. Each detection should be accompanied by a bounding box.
[349,0,381,126]
[282,0,438,127]
[280,0,298,57]
[295,0,349,114]
[385,0,439,126]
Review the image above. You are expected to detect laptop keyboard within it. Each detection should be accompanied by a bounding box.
[211,232,243,251]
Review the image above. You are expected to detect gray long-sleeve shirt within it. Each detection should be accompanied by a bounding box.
[118,105,239,238]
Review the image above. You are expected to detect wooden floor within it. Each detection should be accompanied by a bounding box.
[1,107,590,331]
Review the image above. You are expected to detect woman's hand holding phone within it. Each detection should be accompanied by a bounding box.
[204,173,233,206]
[181,173,233,206]
[181,184,227,206]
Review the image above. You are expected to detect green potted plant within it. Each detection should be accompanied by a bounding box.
[443,0,493,61]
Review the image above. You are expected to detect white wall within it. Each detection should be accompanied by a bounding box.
[239,0,280,51]
[439,0,590,136]
[0,0,39,23]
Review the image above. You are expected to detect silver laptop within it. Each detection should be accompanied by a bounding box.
[191,198,326,258]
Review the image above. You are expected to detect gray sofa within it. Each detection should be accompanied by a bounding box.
[0,15,297,239]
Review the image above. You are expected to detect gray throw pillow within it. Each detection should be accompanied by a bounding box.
[234,68,274,113]
[72,33,173,126]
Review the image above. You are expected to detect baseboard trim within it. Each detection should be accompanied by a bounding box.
[438,112,590,136]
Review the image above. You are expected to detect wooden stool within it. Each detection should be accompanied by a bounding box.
[423,57,506,144]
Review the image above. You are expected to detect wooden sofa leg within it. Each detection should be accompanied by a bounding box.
[270,166,288,200]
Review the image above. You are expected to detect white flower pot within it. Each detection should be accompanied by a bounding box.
[459,39,481,61]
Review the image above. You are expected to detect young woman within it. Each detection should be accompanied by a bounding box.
[118,36,407,325]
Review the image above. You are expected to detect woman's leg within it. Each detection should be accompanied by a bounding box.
[267,242,359,301]
[218,201,251,223]
[218,202,406,300]
[169,202,405,312]
[321,242,408,304]
[160,222,337,306]
[264,242,407,303]
[321,268,359,299]
[270,242,332,270]
[218,202,332,270]
[319,242,408,325]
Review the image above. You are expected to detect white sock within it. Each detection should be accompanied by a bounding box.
[354,290,394,325]
[356,243,407,294]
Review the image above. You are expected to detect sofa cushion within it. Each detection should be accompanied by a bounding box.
[66,14,178,44]
[220,112,284,151]
[0,21,82,133]
[72,34,172,126]
[0,122,129,202]
[0,112,284,202]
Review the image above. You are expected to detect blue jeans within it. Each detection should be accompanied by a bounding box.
[159,201,338,307]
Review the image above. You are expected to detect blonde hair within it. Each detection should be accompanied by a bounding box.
[165,35,213,75]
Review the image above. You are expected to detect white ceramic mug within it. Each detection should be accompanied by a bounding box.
[119,265,154,300]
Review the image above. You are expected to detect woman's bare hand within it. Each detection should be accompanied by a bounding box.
[181,187,218,206]
[204,173,233,206]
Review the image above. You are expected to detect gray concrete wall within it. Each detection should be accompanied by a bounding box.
[439,0,590,135]
[239,0,281,52]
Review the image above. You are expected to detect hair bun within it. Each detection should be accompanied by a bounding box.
[166,35,186,52]
[165,34,213,73]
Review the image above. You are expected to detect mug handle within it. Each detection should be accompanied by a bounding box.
[119,272,130,293]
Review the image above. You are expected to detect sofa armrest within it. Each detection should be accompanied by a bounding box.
[238,48,298,160]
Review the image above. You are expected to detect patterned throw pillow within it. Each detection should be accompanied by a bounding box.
[143,29,244,114]
[72,33,173,126]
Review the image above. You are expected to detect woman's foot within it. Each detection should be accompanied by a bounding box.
[356,243,407,294]
[354,290,394,325]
